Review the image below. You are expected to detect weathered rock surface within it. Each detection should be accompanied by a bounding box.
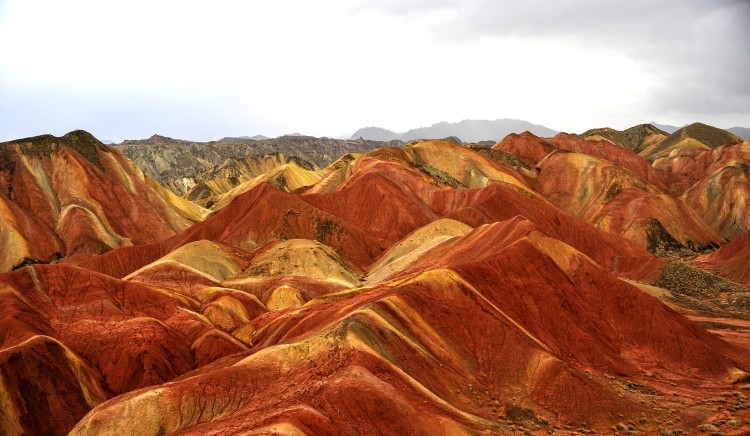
[2,126,750,435]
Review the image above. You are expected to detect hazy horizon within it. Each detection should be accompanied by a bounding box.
[1,0,748,142]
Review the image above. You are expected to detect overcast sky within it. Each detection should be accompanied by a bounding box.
[1,0,748,142]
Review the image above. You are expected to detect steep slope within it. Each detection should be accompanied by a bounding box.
[0,335,110,436]
[548,132,667,189]
[300,149,442,248]
[75,182,384,280]
[681,142,750,240]
[366,218,473,284]
[697,229,750,286]
[0,131,206,272]
[395,218,745,378]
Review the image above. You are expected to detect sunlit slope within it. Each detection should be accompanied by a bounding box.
[0,131,206,271]
[3,123,750,435]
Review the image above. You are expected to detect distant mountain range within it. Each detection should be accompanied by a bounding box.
[649,123,681,134]
[351,119,558,142]
[218,135,269,142]
[217,133,304,142]
[728,126,750,140]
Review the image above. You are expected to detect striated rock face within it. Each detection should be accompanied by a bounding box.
[0,131,207,272]
[116,134,403,193]
[2,126,750,435]
[674,142,750,240]
[493,130,750,256]
[697,229,750,286]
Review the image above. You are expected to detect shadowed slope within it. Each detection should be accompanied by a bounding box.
[0,335,109,436]
[697,230,750,286]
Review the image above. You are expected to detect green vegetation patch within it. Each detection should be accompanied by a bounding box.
[644,219,684,254]
[604,182,623,202]
[315,218,342,242]
[62,130,110,170]
[655,259,750,315]
[403,148,466,188]
[501,403,549,429]
[471,147,532,171]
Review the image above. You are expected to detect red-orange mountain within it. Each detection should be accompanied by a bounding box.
[0,131,206,272]
[1,125,749,435]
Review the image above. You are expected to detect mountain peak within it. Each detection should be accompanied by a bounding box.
[149,134,175,142]
[1,130,109,168]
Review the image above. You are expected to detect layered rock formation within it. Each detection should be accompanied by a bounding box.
[0,131,207,272]
[2,124,750,435]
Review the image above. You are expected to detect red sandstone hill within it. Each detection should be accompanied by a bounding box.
[1,127,750,435]
[0,131,206,272]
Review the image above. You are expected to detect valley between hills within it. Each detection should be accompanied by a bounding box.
[1,123,750,435]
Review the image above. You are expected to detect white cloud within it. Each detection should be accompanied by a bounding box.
[0,0,747,141]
